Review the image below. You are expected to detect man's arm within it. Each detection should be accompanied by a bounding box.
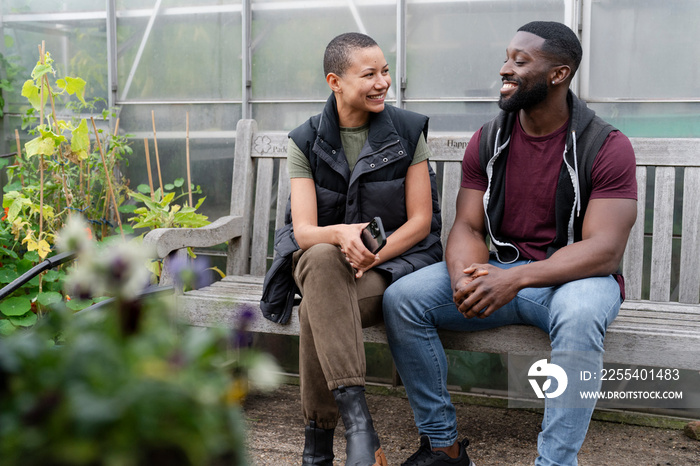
[458,197,637,318]
[445,187,491,304]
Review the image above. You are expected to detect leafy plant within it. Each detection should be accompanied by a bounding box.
[0,46,132,331]
[0,217,281,465]
[125,178,209,232]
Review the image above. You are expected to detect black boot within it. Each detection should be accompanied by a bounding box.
[332,385,387,466]
[302,420,335,466]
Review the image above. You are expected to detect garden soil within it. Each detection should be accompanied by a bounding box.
[244,383,699,465]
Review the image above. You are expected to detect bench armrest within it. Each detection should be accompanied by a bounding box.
[143,215,245,258]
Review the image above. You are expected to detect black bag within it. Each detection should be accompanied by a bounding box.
[260,223,300,324]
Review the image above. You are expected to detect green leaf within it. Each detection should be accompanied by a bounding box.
[160,192,176,207]
[136,184,152,194]
[66,299,94,311]
[7,198,22,223]
[0,319,16,336]
[43,269,61,282]
[3,181,22,193]
[30,62,53,81]
[9,311,38,327]
[194,197,206,210]
[173,212,210,228]
[37,291,63,307]
[25,133,55,157]
[173,178,185,188]
[21,79,42,110]
[118,204,138,213]
[23,250,40,262]
[0,247,19,260]
[121,225,134,235]
[164,183,174,191]
[39,127,67,145]
[56,76,86,104]
[71,119,90,160]
[0,296,31,316]
[0,267,18,283]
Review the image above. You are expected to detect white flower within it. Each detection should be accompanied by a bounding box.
[55,215,95,254]
[247,352,282,393]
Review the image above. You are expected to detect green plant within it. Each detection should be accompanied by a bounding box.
[6,49,127,249]
[0,217,280,465]
[123,179,212,281]
[0,47,131,331]
[125,179,209,232]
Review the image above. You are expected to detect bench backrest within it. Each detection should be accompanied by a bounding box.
[228,119,700,305]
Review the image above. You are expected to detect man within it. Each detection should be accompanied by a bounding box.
[383,21,637,466]
[261,32,442,466]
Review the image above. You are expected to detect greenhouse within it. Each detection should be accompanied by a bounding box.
[0,1,699,465]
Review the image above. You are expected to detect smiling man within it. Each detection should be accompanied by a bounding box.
[383,22,637,466]
[261,32,443,466]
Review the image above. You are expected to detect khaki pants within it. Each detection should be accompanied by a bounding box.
[293,243,388,430]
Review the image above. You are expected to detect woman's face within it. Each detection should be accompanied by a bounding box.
[331,45,391,127]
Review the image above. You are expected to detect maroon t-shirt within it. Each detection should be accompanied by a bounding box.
[462,116,637,293]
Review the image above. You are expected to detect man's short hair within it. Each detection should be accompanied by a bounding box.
[323,32,378,77]
[518,21,583,77]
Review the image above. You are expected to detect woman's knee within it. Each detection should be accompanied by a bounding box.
[296,244,349,281]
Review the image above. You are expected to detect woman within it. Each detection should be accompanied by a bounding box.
[263,32,442,466]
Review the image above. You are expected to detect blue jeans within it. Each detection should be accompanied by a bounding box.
[383,260,622,466]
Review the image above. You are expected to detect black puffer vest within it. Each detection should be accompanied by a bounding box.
[479,90,615,263]
[260,94,443,323]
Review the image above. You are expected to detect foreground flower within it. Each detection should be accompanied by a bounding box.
[55,214,94,254]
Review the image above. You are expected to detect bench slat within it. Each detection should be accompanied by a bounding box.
[227,120,257,276]
[276,159,290,231]
[679,167,700,303]
[251,158,274,275]
[630,138,700,167]
[441,161,462,245]
[622,166,647,300]
[649,167,675,301]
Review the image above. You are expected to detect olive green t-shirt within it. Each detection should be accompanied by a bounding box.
[287,123,431,179]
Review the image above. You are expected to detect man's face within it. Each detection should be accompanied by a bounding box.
[498,31,551,112]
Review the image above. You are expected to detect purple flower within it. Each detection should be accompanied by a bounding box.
[169,254,213,290]
[231,304,256,349]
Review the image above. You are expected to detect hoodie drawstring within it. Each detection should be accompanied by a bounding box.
[571,130,581,217]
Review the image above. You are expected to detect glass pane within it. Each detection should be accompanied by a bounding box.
[405,101,500,133]
[2,0,104,14]
[252,102,332,131]
[117,103,241,134]
[118,104,240,222]
[116,0,242,101]
[2,16,108,114]
[588,0,700,100]
[250,0,396,101]
[589,102,700,138]
[406,0,566,100]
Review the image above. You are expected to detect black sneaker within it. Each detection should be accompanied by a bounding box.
[401,435,475,466]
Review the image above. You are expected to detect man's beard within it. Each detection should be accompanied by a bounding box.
[498,76,549,112]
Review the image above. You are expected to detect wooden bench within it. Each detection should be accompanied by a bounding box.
[144,119,700,373]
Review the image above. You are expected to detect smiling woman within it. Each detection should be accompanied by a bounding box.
[260,32,443,466]
[326,45,392,127]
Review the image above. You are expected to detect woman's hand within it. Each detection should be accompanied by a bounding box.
[338,223,380,278]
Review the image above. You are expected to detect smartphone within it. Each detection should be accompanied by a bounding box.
[361,217,387,254]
